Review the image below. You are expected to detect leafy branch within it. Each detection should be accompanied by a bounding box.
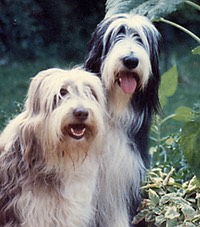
[106,0,200,46]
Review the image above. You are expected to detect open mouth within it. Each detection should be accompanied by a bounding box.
[68,124,86,140]
[116,71,139,95]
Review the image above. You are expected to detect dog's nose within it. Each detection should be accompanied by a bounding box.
[123,56,139,69]
[73,108,89,121]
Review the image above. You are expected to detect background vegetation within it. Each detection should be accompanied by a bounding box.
[0,0,199,226]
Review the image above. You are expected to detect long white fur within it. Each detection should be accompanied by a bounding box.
[93,125,145,227]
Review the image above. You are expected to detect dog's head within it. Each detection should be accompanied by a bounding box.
[84,14,160,117]
[5,68,106,168]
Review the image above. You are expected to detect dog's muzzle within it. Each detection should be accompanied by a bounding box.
[67,107,89,140]
[115,55,140,95]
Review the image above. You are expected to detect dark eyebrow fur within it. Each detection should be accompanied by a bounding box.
[85,84,99,101]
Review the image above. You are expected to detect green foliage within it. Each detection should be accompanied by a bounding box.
[138,59,200,225]
[142,5,200,216]
[0,0,105,61]
[158,66,178,108]
[192,46,200,55]
[173,106,192,122]
[180,105,200,181]
[106,0,184,19]
[0,0,44,59]
[150,114,192,183]
[133,168,200,226]
[106,0,200,52]
[150,62,200,179]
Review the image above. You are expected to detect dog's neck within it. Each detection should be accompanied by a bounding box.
[107,84,132,120]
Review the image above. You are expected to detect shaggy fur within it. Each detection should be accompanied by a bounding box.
[0,68,106,227]
[84,14,160,227]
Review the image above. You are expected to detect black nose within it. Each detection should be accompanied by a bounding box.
[123,56,139,69]
[73,107,89,121]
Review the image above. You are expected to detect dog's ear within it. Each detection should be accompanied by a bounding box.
[84,17,117,75]
[131,24,161,126]
[25,77,43,115]
[84,25,105,74]
[143,25,161,114]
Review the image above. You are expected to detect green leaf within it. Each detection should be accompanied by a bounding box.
[105,0,184,20]
[159,66,178,108]
[132,209,148,224]
[105,0,144,16]
[165,206,180,219]
[131,0,184,20]
[160,194,171,205]
[166,218,178,227]
[192,46,200,55]
[149,188,160,205]
[181,121,200,181]
[173,106,192,122]
[181,205,195,220]
[176,223,196,227]
[155,215,166,226]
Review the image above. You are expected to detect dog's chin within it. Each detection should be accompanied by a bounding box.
[115,71,139,96]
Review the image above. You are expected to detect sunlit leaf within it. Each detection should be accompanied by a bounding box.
[192,46,200,55]
[160,194,171,205]
[165,206,180,219]
[173,106,192,122]
[155,215,166,226]
[159,66,178,108]
[165,137,175,145]
[132,209,148,224]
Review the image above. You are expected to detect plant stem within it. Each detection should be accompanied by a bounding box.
[184,0,200,11]
[160,114,176,125]
[159,18,200,44]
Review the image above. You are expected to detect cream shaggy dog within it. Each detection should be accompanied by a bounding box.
[0,68,106,227]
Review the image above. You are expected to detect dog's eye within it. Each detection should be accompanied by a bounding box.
[91,89,98,101]
[60,88,68,97]
[133,34,143,44]
[117,25,126,35]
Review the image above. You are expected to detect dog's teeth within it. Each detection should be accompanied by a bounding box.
[119,78,122,82]
[71,127,86,136]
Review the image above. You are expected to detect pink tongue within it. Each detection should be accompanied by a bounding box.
[119,72,137,94]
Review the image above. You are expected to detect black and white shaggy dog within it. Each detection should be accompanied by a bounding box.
[84,14,160,227]
[0,68,106,226]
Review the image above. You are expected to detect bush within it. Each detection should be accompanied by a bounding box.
[133,64,200,226]
[133,168,200,226]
